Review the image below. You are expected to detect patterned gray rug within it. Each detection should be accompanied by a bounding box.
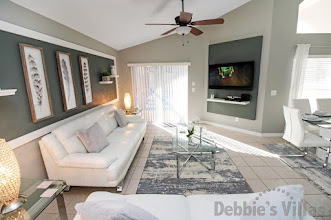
[137,137,253,196]
[264,143,331,195]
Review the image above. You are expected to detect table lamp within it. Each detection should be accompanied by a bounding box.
[124,93,132,112]
[0,139,26,215]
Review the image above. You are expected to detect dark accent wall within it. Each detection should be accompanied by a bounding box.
[207,36,263,120]
[0,30,117,141]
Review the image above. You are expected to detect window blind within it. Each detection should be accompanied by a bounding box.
[131,65,188,123]
[300,57,331,111]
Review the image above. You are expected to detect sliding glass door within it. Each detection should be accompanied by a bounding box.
[131,65,188,123]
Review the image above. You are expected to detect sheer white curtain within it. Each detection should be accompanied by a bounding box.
[288,44,311,106]
[131,65,188,123]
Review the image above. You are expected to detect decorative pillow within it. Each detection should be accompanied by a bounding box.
[241,185,304,220]
[114,109,129,127]
[77,122,109,153]
[75,200,159,220]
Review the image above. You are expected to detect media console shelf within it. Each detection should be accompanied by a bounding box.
[207,98,250,106]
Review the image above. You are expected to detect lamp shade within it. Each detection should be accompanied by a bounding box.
[0,139,21,205]
[124,93,132,111]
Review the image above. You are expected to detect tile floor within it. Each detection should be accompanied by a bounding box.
[37,123,331,220]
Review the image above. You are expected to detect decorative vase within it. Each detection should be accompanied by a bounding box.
[102,76,111,81]
[111,66,117,76]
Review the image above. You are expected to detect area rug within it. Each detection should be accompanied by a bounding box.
[137,137,253,196]
[264,143,331,195]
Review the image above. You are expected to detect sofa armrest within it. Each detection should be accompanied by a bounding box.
[58,153,117,169]
[127,115,144,123]
[40,134,68,165]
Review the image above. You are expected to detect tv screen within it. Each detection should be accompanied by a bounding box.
[208,61,254,90]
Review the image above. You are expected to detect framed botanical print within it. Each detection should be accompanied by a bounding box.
[79,56,93,104]
[19,43,54,123]
[56,51,78,111]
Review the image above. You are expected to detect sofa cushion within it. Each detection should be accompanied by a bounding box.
[58,153,117,169]
[75,200,158,220]
[77,122,109,153]
[113,123,146,136]
[75,192,190,220]
[107,129,141,144]
[114,109,129,127]
[107,116,118,133]
[53,115,89,154]
[101,142,138,181]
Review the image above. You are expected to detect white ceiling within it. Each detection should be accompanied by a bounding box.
[11,0,250,50]
[297,0,331,33]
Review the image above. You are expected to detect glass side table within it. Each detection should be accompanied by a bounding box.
[0,179,68,220]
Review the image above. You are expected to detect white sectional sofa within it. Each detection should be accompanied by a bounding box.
[39,104,146,190]
[74,191,316,220]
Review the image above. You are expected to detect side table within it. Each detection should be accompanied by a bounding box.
[0,179,68,220]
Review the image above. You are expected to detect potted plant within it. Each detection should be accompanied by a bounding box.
[101,72,112,81]
[186,123,195,143]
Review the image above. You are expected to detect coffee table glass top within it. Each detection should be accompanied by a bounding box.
[1,179,67,219]
[172,125,220,153]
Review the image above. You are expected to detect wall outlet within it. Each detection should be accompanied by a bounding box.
[271,90,277,96]
[235,117,239,122]
[192,88,195,93]
[192,81,196,86]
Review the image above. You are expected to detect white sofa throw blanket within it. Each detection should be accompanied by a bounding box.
[75,200,159,220]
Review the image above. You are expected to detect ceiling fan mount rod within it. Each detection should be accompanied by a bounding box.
[181,0,184,12]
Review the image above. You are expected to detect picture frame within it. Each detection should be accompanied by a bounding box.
[79,56,93,104]
[56,51,78,111]
[19,43,54,123]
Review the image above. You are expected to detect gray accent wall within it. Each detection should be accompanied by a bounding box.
[207,36,263,120]
[0,30,117,141]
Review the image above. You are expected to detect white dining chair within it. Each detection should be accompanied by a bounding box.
[316,98,331,142]
[282,106,330,168]
[292,98,320,135]
[292,99,312,114]
[316,98,331,112]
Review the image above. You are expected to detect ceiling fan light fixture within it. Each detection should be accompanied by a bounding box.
[176,26,191,35]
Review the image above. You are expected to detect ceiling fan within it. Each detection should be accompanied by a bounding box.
[146,0,224,36]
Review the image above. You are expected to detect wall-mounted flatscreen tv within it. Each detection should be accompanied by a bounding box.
[208,61,254,90]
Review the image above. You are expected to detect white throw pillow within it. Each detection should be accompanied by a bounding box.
[75,200,159,220]
[241,185,304,220]
[77,122,110,153]
[114,109,129,127]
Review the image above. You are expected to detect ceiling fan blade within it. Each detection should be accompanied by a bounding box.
[190,27,203,36]
[191,18,224,26]
[146,24,177,25]
[180,11,193,23]
[161,27,177,36]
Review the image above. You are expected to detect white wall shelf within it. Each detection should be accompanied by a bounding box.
[99,81,113,84]
[0,89,17,96]
[207,98,250,105]
[110,75,119,78]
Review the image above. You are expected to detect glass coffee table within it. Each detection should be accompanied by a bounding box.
[0,179,68,220]
[172,125,220,178]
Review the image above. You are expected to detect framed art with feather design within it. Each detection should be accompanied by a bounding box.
[19,43,54,123]
[79,56,93,105]
[56,51,78,111]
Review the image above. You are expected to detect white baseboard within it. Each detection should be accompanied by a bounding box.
[200,121,283,137]
[8,100,118,150]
